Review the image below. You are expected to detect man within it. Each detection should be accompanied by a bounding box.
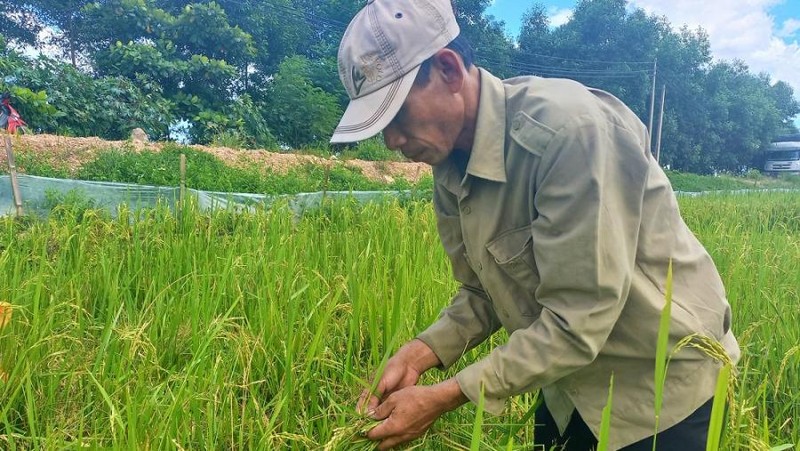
[330,1,740,450]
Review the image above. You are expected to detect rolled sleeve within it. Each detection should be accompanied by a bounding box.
[417,284,501,369]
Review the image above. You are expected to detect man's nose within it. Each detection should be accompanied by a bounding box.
[383,126,406,151]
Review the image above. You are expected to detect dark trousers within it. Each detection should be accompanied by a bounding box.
[533,397,714,450]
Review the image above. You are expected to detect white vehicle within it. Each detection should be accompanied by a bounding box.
[764,134,800,175]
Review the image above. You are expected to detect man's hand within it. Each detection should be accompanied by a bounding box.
[366,378,468,450]
[358,339,441,414]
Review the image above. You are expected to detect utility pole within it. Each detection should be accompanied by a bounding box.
[647,58,657,152]
[655,85,667,164]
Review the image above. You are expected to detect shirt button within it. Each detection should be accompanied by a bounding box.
[478,262,483,271]
[462,206,472,215]
[501,308,509,317]
[512,119,522,130]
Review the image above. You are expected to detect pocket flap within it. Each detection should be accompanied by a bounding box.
[509,111,556,157]
[486,225,533,264]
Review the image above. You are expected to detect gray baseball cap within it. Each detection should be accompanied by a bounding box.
[330,0,461,143]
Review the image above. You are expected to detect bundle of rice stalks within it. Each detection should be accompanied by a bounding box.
[323,416,380,451]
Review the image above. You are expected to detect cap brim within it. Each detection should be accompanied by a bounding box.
[330,65,420,143]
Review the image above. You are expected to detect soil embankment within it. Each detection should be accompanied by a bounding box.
[1,134,431,184]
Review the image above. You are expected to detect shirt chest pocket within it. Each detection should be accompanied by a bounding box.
[485,225,541,318]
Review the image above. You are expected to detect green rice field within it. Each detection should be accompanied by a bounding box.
[0,192,798,450]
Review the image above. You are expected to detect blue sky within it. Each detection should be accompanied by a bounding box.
[487,0,800,124]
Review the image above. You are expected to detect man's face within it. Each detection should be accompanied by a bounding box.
[382,73,464,166]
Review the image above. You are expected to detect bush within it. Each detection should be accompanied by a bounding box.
[69,145,423,194]
[39,188,109,222]
[665,170,752,192]
[338,137,404,161]
[265,56,342,148]
[0,48,174,139]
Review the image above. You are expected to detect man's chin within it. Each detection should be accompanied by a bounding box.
[405,150,443,166]
[409,154,434,165]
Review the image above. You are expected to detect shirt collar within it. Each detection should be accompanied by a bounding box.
[464,68,507,183]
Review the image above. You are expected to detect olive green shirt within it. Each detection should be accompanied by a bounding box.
[416,69,740,450]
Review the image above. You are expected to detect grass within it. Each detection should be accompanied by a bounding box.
[679,192,800,450]
[7,144,431,195]
[2,138,797,196]
[0,192,797,449]
[666,170,800,192]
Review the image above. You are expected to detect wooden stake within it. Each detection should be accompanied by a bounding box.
[179,153,186,217]
[180,153,186,202]
[4,136,24,217]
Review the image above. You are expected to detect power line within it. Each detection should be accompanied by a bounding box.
[476,53,653,79]
[502,62,653,75]
[510,48,654,66]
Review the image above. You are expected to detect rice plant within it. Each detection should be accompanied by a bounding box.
[0,192,796,449]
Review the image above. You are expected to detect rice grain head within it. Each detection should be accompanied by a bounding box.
[0,302,12,329]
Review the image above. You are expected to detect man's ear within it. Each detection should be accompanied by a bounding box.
[431,49,465,93]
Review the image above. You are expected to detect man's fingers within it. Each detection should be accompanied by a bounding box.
[366,402,399,441]
[370,418,417,451]
[357,388,382,415]
[366,419,392,441]
[370,397,393,421]
[367,395,380,412]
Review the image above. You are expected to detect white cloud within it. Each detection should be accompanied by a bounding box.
[629,0,800,96]
[548,8,573,28]
[779,18,800,37]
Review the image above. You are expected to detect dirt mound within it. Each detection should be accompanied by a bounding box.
[2,134,431,183]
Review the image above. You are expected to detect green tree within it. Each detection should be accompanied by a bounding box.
[769,80,800,133]
[0,4,41,46]
[453,0,514,78]
[656,26,726,173]
[84,1,276,144]
[1,45,173,139]
[540,0,658,115]
[7,0,796,165]
[87,1,254,104]
[517,5,552,55]
[265,55,342,148]
[19,0,96,66]
[701,62,786,172]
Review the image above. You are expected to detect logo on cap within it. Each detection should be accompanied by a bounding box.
[351,54,384,97]
[352,66,367,96]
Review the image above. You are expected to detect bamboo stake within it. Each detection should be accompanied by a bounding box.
[180,153,186,203]
[4,136,24,217]
[179,153,186,218]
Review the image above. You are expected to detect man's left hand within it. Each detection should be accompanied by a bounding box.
[366,378,468,450]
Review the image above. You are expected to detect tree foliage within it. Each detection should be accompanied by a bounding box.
[0,0,797,171]
[1,42,172,139]
[514,0,798,173]
[265,56,342,147]
[0,4,42,47]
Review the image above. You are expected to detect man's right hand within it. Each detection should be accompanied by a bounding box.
[357,339,441,414]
